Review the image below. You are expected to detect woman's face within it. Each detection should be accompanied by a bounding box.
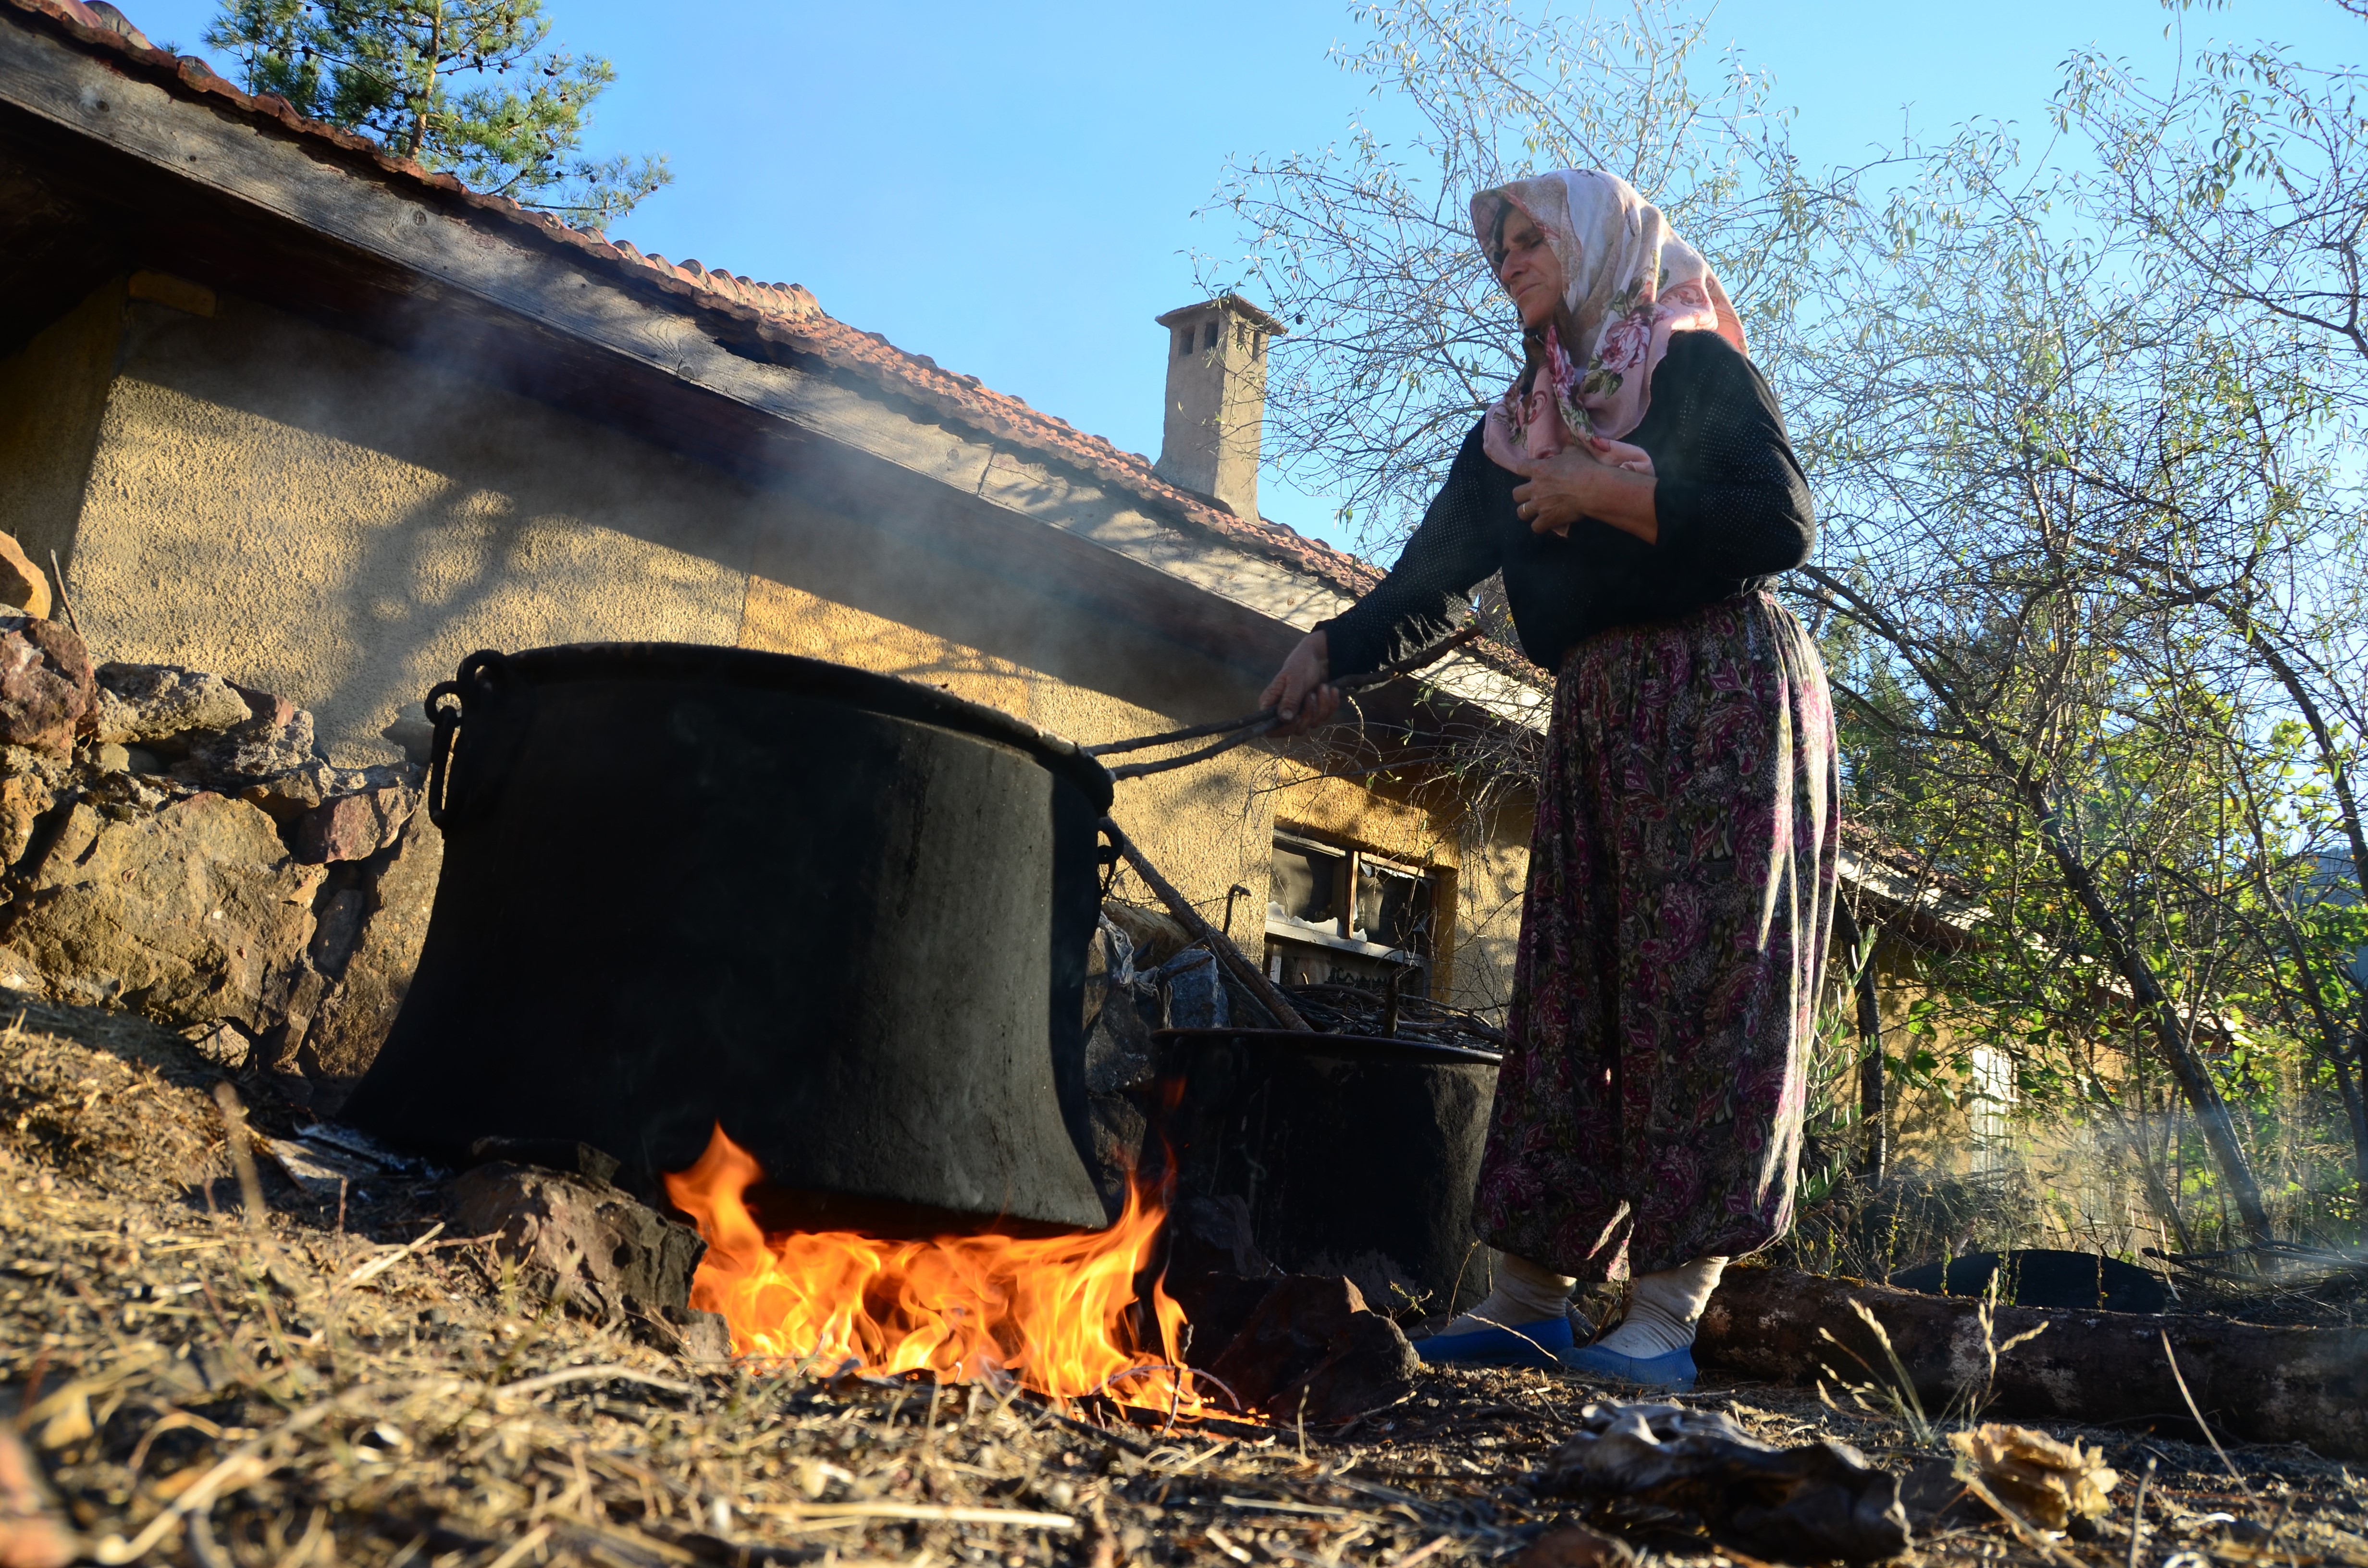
[1497,210,1566,330]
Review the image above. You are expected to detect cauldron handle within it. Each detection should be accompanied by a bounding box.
[424,649,521,829]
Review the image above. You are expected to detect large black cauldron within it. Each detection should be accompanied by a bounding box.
[1156,1028,1502,1317]
[342,644,1114,1232]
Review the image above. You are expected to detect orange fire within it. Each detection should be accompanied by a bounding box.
[664,1125,1211,1416]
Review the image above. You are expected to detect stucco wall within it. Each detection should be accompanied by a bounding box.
[65,287,756,764]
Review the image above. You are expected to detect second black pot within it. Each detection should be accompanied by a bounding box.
[1154,1027,1501,1317]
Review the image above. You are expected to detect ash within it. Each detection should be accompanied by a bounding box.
[4,1004,2366,1568]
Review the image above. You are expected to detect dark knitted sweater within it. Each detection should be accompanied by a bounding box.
[1318,331,1816,676]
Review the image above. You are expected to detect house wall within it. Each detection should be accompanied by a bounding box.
[5,278,1533,1013]
[1846,936,1994,1176]
[61,284,755,757]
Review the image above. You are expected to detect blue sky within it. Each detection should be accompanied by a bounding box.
[125,0,2364,552]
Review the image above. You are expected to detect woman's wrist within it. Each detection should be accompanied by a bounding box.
[1585,466,1658,544]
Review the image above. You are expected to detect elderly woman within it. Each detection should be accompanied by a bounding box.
[1260,170,1837,1391]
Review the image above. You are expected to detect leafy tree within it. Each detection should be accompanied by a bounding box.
[204,0,668,227]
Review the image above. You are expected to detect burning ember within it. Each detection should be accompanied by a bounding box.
[665,1125,1212,1416]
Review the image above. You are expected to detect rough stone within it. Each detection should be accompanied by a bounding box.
[24,801,101,888]
[669,1308,734,1365]
[0,776,53,870]
[382,714,435,765]
[299,812,444,1099]
[239,766,327,821]
[308,888,367,973]
[0,618,93,757]
[1084,946,1159,1096]
[0,534,50,622]
[1160,947,1229,1029]
[0,791,322,1029]
[183,687,316,783]
[1162,1194,1284,1361]
[1205,1274,1419,1425]
[241,761,416,824]
[184,1020,253,1070]
[294,784,415,865]
[92,742,129,774]
[0,748,66,785]
[262,966,333,1075]
[90,662,252,746]
[449,1161,708,1323]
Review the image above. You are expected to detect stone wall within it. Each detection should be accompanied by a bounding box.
[0,631,439,1110]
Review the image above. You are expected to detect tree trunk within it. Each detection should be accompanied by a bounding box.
[2022,780,2274,1244]
[1697,1266,2368,1460]
[2218,601,2368,1235]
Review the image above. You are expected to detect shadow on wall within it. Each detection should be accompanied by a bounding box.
[69,294,761,763]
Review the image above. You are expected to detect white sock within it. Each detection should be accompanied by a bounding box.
[1442,1252,1575,1335]
[1591,1257,1728,1357]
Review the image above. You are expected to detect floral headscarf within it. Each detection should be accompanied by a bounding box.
[1472,169,1745,457]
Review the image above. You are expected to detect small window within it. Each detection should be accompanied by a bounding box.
[1265,831,1434,994]
[1254,332,1266,359]
[1968,1044,2016,1173]
[1203,320,1220,352]
[1356,858,1434,954]
[1176,327,1193,358]
[1270,839,1343,927]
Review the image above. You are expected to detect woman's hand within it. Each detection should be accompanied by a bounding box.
[1495,436,1661,544]
[1260,630,1341,737]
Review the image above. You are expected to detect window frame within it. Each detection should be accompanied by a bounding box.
[1264,829,1436,978]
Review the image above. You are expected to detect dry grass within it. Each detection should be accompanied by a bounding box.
[4,1004,2367,1568]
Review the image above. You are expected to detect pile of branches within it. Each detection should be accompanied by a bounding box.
[1282,982,1508,1053]
[2143,1243,2368,1328]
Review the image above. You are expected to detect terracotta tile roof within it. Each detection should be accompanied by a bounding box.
[7,0,1543,690]
[1837,818,1983,902]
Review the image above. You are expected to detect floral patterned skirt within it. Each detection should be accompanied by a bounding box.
[1473,590,1838,1282]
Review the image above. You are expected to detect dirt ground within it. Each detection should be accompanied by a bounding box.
[4,1002,2366,1568]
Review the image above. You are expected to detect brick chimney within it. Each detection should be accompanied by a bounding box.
[1154,295,1287,520]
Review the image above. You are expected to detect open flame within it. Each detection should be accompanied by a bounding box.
[664,1125,1211,1416]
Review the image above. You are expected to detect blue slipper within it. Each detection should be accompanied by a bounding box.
[1414,1314,1574,1368]
[1556,1342,1698,1391]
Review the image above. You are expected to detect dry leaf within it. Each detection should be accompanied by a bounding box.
[1949,1423,2119,1530]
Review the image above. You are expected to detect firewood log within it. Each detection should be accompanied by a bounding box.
[1696,1266,2368,1460]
